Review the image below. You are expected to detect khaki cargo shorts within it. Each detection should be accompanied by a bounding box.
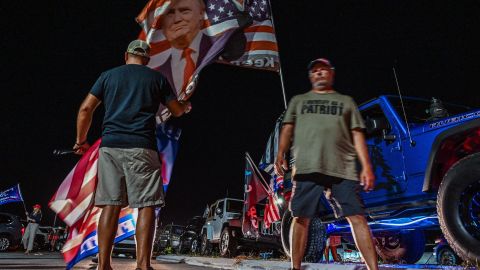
[95,147,165,208]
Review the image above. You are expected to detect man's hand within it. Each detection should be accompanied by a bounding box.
[360,167,375,192]
[274,155,288,176]
[73,141,90,155]
[182,100,192,114]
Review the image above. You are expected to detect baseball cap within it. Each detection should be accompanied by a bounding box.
[33,204,41,209]
[307,58,334,70]
[126,40,151,58]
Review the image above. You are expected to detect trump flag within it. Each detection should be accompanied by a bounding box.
[136,0,279,123]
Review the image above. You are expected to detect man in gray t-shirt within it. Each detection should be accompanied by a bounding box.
[275,58,378,270]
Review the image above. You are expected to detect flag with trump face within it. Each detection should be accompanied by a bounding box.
[136,0,279,123]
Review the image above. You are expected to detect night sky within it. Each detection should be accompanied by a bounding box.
[2,1,480,227]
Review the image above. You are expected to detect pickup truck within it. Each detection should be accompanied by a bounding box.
[265,95,480,264]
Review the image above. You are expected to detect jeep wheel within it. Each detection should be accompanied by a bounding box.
[435,245,461,266]
[280,209,326,262]
[437,153,480,263]
[219,227,238,257]
[0,235,11,251]
[190,238,199,254]
[374,230,425,264]
[200,233,211,256]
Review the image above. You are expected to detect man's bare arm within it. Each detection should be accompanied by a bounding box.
[74,94,101,154]
[352,128,375,191]
[166,100,191,117]
[274,123,294,176]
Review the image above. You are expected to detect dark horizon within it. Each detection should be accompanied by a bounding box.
[2,1,480,228]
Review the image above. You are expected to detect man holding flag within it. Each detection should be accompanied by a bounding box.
[73,40,190,270]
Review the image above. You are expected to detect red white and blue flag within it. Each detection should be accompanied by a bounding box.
[156,122,182,191]
[137,0,279,123]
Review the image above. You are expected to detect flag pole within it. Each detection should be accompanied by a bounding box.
[17,183,28,214]
[267,0,287,109]
[246,153,272,194]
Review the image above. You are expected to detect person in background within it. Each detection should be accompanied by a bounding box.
[23,204,42,254]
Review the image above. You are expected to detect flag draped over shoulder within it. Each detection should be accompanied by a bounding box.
[0,184,24,206]
[136,0,279,123]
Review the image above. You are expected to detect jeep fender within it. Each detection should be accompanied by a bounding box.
[423,118,480,191]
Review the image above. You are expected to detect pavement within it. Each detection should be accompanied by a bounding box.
[155,255,479,270]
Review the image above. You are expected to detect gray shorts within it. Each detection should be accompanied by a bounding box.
[95,147,165,208]
[289,173,365,218]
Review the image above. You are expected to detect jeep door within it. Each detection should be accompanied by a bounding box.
[361,102,407,205]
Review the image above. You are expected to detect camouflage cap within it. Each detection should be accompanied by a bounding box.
[126,40,150,58]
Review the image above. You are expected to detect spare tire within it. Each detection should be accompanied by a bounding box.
[281,209,326,263]
[437,153,480,263]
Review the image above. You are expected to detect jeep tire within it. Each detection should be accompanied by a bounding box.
[437,153,480,263]
[219,227,238,257]
[200,233,211,256]
[190,238,199,254]
[281,209,326,263]
[374,230,425,264]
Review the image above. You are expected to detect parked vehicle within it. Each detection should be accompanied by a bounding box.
[111,235,136,257]
[200,197,281,257]
[157,224,185,253]
[177,215,205,254]
[0,212,23,251]
[260,96,480,263]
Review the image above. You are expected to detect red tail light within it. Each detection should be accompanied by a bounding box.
[21,227,25,235]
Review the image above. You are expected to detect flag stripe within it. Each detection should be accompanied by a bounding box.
[244,25,274,34]
[245,41,278,52]
[245,32,276,43]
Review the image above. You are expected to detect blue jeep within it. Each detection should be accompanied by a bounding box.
[267,95,480,264]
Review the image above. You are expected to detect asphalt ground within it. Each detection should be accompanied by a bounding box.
[0,251,215,270]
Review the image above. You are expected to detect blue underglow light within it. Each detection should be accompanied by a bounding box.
[327,215,439,234]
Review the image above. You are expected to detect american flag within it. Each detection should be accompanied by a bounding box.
[263,194,280,229]
[136,0,279,122]
[217,0,279,71]
[49,139,101,227]
[48,138,160,269]
[259,111,286,191]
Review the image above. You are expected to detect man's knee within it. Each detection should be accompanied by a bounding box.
[293,217,310,227]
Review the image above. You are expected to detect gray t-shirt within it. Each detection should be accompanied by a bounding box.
[283,91,365,181]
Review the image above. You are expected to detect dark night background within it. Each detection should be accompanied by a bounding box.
[2,1,480,228]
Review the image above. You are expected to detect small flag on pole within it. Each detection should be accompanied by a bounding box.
[0,184,24,206]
